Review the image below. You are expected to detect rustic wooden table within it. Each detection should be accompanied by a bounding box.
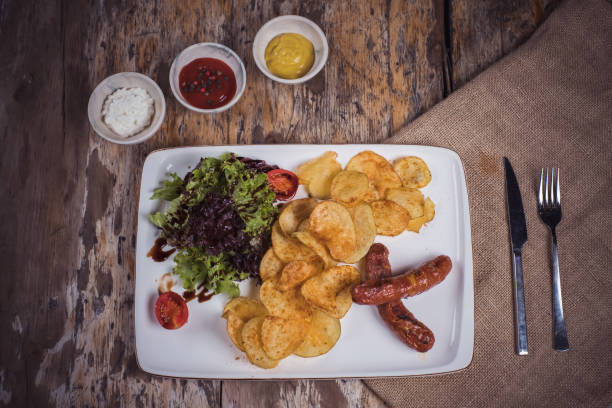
[0,0,558,406]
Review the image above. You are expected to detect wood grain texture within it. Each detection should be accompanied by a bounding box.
[448,0,561,87]
[0,0,555,406]
[222,380,387,408]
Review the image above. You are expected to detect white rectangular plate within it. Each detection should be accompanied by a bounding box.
[135,145,474,379]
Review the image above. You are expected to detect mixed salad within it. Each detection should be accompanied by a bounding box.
[149,153,297,298]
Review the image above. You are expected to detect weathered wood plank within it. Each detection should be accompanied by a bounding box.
[222,380,387,408]
[0,0,85,406]
[387,0,446,129]
[448,0,560,88]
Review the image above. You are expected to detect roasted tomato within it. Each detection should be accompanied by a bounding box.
[267,169,299,201]
[155,291,188,329]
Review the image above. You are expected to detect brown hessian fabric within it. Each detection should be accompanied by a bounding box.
[364,0,612,406]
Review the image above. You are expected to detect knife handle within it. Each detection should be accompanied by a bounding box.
[512,250,528,355]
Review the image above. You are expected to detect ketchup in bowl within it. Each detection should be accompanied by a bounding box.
[179,58,237,109]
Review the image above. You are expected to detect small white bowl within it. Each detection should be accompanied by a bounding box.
[169,43,246,114]
[88,72,166,145]
[253,15,328,84]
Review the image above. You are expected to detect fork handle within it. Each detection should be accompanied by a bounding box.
[551,230,569,351]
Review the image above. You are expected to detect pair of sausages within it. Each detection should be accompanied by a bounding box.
[352,244,452,352]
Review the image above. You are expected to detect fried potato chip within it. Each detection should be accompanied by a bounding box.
[318,287,354,319]
[301,265,360,317]
[330,170,371,206]
[393,156,432,188]
[297,151,342,199]
[277,261,320,291]
[385,187,425,219]
[260,279,312,321]
[292,230,337,269]
[407,197,435,232]
[271,221,317,263]
[361,183,379,203]
[309,201,356,262]
[296,219,310,232]
[260,248,285,281]
[222,297,268,320]
[346,150,402,197]
[343,203,376,264]
[241,316,279,369]
[261,316,308,360]
[294,309,341,357]
[279,198,319,235]
[222,297,268,352]
[370,200,410,236]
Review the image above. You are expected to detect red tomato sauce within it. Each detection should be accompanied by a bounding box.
[179,58,237,109]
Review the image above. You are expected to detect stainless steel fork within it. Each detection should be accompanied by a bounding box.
[537,168,569,351]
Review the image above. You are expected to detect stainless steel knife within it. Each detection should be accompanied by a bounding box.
[504,157,528,355]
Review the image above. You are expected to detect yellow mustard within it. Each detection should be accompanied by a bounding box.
[265,33,315,79]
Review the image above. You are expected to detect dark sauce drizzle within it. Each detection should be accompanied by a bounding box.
[182,290,196,302]
[182,289,215,303]
[147,238,176,262]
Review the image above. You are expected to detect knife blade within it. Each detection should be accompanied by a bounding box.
[504,157,528,355]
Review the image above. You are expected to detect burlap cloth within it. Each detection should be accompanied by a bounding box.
[366,0,612,406]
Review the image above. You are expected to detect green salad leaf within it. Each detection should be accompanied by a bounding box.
[231,167,277,237]
[185,156,224,206]
[173,247,249,297]
[151,173,184,201]
[147,195,186,232]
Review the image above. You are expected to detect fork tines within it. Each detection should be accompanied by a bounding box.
[538,168,561,208]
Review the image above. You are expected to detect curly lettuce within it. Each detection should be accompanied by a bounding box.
[151,173,184,201]
[173,247,249,297]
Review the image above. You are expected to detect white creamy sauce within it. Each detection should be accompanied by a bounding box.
[157,272,175,294]
[102,87,154,137]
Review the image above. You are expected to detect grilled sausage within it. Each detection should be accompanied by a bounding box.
[364,244,435,352]
[377,302,435,352]
[364,243,391,281]
[352,254,452,305]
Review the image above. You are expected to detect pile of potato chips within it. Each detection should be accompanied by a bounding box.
[222,150,435,368]
[300,150,435,235]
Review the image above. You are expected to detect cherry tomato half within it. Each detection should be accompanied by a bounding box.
[267,169,299,201]
[155,291,188,330]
